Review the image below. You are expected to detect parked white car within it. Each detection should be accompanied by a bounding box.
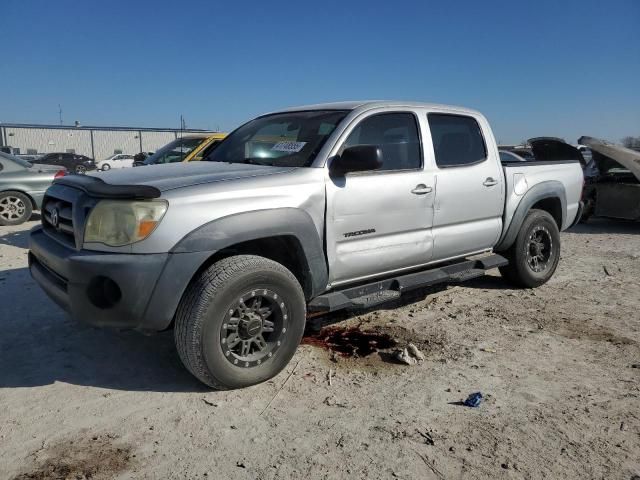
[97,154,135,171]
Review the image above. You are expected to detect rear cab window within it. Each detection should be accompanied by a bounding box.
[427,113,487,168]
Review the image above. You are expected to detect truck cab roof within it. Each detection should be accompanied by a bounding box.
[276,100,482,117]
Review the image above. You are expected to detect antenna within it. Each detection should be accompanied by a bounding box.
[58,104,63,125]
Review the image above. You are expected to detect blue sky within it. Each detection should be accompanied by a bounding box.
[1,0,638,144]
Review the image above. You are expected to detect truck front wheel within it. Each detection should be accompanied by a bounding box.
[174,255,306,389]
[499,209,561,288]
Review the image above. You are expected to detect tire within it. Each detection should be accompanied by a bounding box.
[499,209,561,288]
[75,164,87,174]
[175,255,306,389]
[579,196,595,224]
[578,211,590,224]
[0,191,33,226]
[101,163,111,171]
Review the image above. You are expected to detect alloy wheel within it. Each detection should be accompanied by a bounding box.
[0,196,26,222]
[220,289,288,368]
[526,225,553,272]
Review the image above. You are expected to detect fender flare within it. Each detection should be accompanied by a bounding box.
[170,207,329,298]
[495,181,566,251]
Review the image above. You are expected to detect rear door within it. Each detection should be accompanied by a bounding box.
[45,154,63,167]
[61,154,75,170]
[427,113,504,260]
[325,110,435,285]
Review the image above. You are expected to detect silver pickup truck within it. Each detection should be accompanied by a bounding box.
[29,101,584,389]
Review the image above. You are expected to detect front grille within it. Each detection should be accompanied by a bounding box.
[42,196,76,247]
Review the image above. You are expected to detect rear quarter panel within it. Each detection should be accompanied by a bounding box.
[0,169,57,209]
[503,161,583,231]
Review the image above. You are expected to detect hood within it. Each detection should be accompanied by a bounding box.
[528,137,586,165]
[578,136,640,182]
[29,163,64,173]
[87,161,297,192]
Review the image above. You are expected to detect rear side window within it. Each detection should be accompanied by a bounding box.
[344,112,421,171]
[428,114,487,167]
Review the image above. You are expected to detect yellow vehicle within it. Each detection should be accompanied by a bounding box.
[137,133,226,166]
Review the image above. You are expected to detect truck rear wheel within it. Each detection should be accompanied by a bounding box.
[174,255,306,389]
[499,209,561,288]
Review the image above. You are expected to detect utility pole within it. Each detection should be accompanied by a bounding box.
[58,104,63,125]
[180,115,185,161]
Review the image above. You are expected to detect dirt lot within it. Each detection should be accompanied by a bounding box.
[1,217,639,479]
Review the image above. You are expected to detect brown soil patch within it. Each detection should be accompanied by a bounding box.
[12,434,134,480]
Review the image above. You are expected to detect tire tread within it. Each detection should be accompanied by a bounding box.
[174,254,303,389]
[499,209,560,288]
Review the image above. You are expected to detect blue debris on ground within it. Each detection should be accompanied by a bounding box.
[463,392,483,408]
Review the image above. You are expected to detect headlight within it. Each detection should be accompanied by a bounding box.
[84,200,168,247]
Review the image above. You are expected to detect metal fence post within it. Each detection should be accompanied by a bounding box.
[90,129,95,160]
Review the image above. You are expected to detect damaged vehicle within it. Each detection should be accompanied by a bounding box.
[527,137,587,166]
[577,136,640,222]
[28,101,584,389]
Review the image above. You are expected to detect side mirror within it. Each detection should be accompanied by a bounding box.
[331,145,383,174]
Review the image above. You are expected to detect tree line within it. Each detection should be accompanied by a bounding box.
[621,136,640,151]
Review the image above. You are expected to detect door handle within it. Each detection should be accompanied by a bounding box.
[411,184,433,195]
[483,177,498,187]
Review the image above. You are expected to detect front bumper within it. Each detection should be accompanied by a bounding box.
[29,226,209,332]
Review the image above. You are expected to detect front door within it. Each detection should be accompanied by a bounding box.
[326,111,435,286]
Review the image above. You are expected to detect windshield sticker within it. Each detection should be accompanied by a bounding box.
[271,141,306,153]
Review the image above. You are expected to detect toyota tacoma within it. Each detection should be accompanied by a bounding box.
[29,101,584,389]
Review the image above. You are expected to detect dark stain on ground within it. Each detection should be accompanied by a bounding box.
[556,320,636,345]
[12,434,134,480]
[302,325,397,357]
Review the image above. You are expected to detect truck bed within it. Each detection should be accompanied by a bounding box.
[502,160,584,232]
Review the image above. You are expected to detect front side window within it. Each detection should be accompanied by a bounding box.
[428,114,487,167]
[343,112,421,171]
[204,110,348,167]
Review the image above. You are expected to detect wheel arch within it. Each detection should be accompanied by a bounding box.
[496,181,566,252]
[170,208,328,301]
[0,189,38,210]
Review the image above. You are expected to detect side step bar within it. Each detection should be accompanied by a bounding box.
[308,254,508,313]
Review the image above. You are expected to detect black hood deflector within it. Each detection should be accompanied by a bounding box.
[54,175,161,199]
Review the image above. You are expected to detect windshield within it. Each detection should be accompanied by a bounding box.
[143,137,206,165]
[203,110,348,167]
[0,151,33,168]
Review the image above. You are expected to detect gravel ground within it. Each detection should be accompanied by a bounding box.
[1,217,639,479]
